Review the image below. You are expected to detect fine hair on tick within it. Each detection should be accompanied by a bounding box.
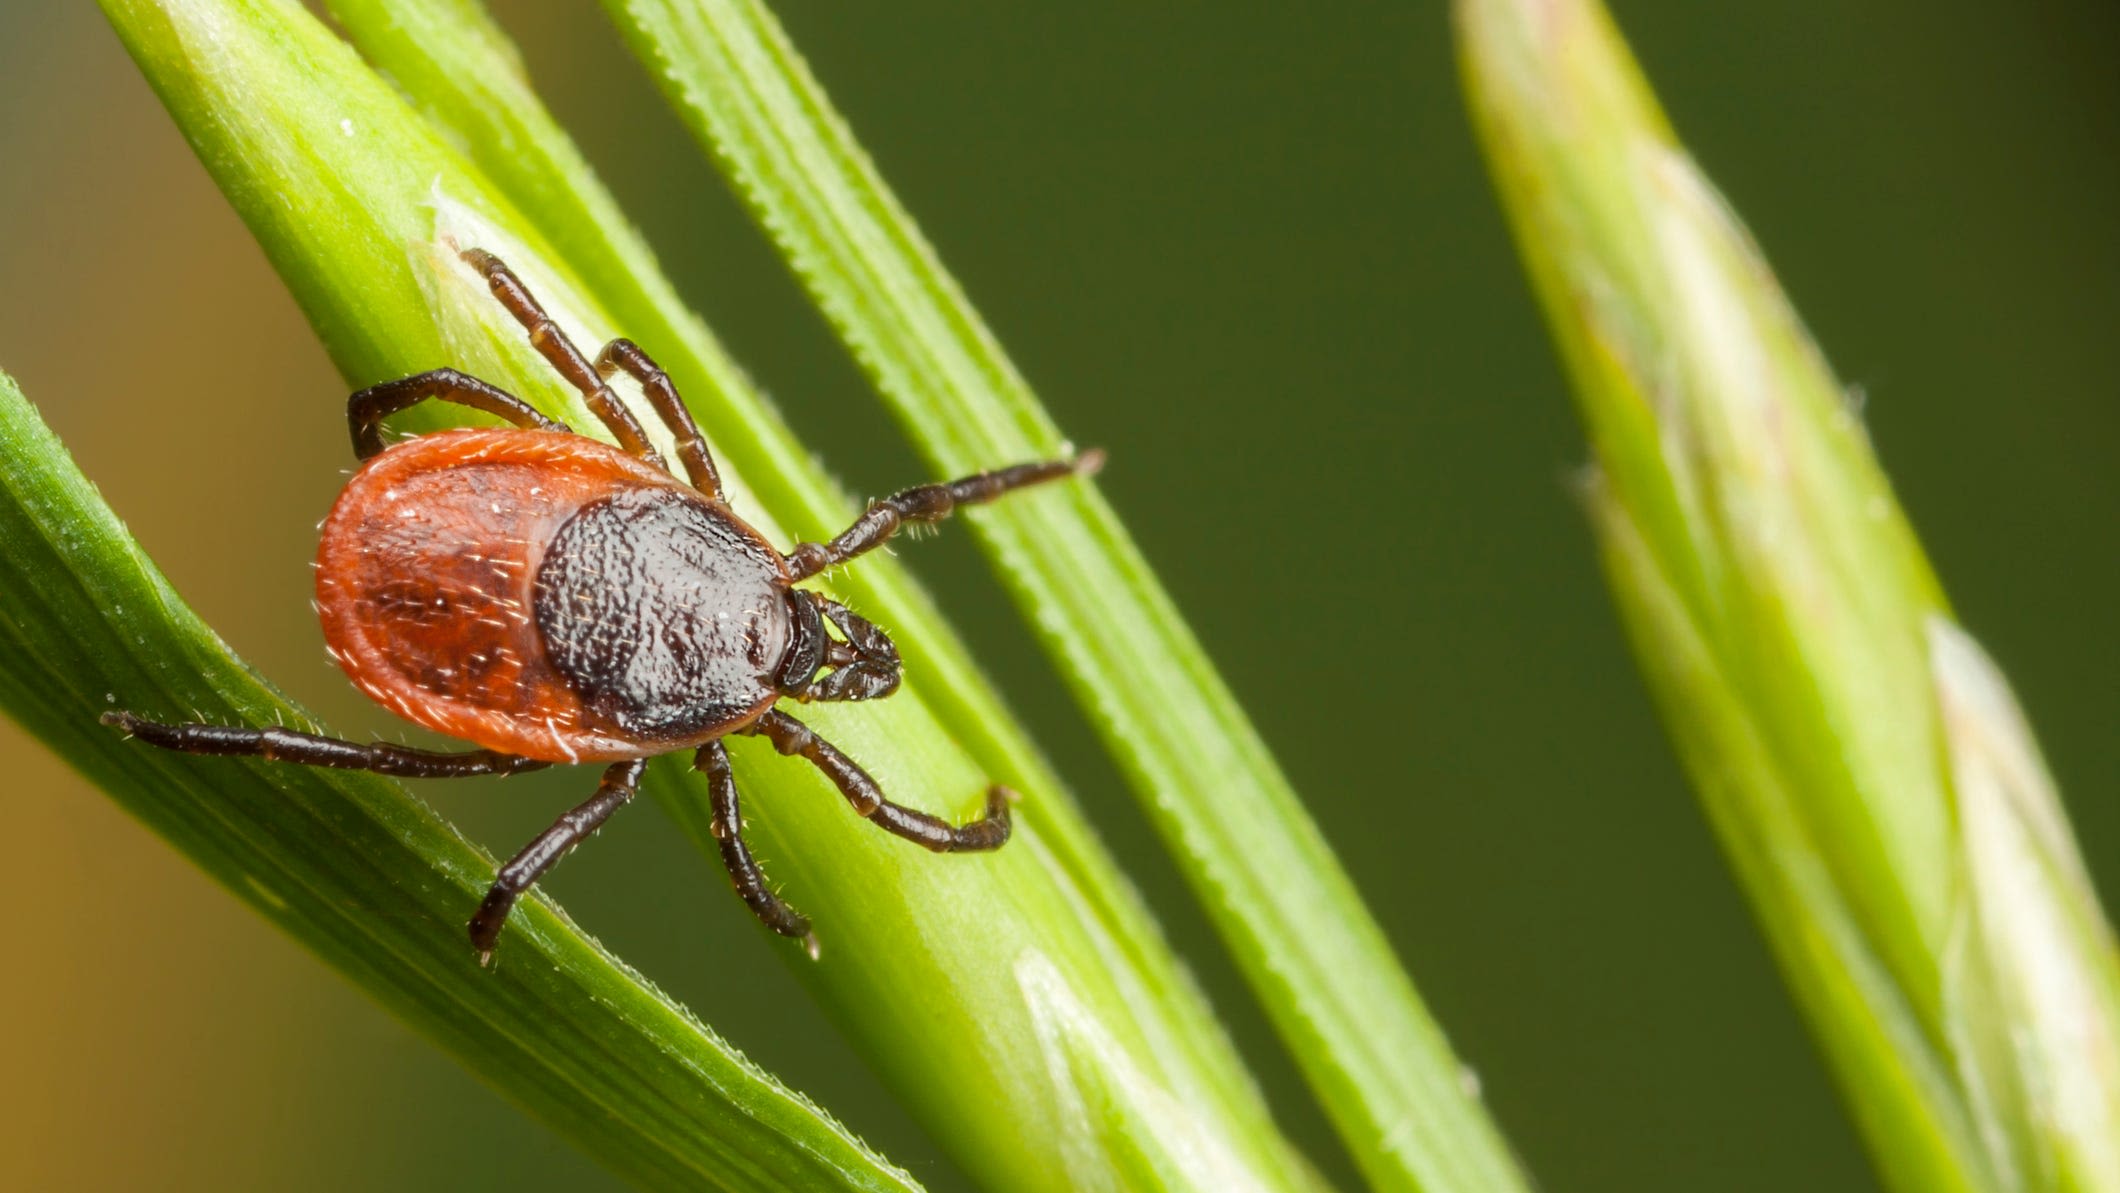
[104,248,1102,963]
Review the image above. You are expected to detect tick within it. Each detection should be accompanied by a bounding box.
[104,248,1099,961]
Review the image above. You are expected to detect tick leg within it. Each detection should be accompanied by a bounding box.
[101,711,550,778]
[346,369,569,461]
[744,709,1013,852]
[697,741,816,955]
[595,338,723,502]
[785,451,1105,581]
[459,248,662,466]
[469,758,646,962]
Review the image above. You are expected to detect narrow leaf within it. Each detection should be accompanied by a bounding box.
[599,4,1530,1191]
[1458,1,2120,1189]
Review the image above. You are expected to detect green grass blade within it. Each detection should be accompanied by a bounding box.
[598,3,1529,1191]
[96,1,1323,1189]
[0,370,919,1193]
[1457,1,2120,1190]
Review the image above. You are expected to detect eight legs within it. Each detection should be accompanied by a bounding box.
[743,708,1013,852]
[785,451,1105,581]
[119,249,1072,961]
[468,758,647,962]
[101,711,549,778]
[346,369,568,461]
[460,248,662,465]
[697,741,816,956]
[595,338,724,502]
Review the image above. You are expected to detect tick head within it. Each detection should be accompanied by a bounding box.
[773,589,904,704]
[772,586,829,698]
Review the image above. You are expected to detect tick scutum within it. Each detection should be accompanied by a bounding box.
[534,485,790,744]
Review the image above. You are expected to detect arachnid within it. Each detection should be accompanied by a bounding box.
[105,248,1100,962]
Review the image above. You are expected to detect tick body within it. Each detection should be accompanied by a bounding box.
[317,427,790,762]
[106,249,1099,961]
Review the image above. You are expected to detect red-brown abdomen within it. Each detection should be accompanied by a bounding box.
[315,429,785,763]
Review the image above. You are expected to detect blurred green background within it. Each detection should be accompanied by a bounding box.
[2,2,2114,1190]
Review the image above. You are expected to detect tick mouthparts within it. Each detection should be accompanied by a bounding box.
[1074,447,1108,477]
